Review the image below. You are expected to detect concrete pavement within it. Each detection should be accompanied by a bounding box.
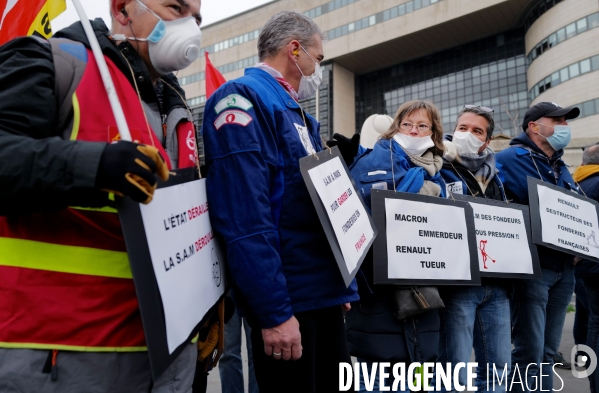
[204,308,592,392]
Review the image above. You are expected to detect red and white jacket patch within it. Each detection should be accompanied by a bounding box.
[214,110,253,130]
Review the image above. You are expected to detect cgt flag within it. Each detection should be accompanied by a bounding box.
[204,52,226,99]
[0,0,66,45]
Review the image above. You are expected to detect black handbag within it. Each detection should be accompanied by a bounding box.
[393,286,445,320]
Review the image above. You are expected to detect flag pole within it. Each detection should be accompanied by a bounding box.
[70,0,132,141]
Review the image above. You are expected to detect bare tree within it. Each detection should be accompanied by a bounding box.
[494,96,520,136]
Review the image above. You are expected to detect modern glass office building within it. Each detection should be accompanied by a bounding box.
[356,29,528,136]
[182,0,599,167]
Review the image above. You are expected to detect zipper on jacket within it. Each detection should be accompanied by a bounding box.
[161,114,168,141]
[451,164,484,198]
[412,317,418,353]
[529,150,558,185]
[42,349,59,380]
[463,169,485,198]
[538,154,558,185]
[51,349,59,380]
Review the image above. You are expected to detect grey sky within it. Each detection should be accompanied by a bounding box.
[52,0,274,32]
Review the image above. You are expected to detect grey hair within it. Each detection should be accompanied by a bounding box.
[258,11,326,61]
[583,144,599,165]
[454,106,495,141]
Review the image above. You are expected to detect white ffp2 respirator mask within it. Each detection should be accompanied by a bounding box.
[296,45,322,100]
[452,131,485,156]
[113,0,202,75]
[393,133,435,156]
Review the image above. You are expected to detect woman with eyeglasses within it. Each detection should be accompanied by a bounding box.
[345,100,446,392]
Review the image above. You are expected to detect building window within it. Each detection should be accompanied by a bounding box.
[303,0,360,19]
[530,55,599,100]
[200,29,261,58]
[325,0,443,41]
[524,0,563,32]
[187,95,206,107]
[179,55,259,89]
[527,12,599,66]
[357,29,528,137]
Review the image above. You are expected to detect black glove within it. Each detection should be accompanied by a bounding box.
[326,133,360,166]
[95,141,169,204]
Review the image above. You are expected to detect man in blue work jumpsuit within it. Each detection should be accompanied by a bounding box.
[202,10,358,393]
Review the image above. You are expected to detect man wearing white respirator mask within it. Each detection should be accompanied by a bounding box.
[441,105,506,200]
[112,0,202,77]
[436,105,512,392]
[0,0,207,392]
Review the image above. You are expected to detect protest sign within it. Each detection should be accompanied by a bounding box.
[528,177,599,263]
[453,195,541,278]
[300,147,377,287]
[119,168,226,379]
[371,189,480,285]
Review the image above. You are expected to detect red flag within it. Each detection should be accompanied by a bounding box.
[204,52,226,99]
[0,0,66,45]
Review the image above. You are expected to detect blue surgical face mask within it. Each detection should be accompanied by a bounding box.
[534,122,571,151]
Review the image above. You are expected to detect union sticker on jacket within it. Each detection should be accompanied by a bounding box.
[294,123,316,155]
[445,181,463,197]
[214,94,253,114]
[214,110,253,130]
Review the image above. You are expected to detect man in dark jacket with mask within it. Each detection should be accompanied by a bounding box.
[437,105,511,392]
[496,101,580,392]
[573,144,599,393]
[0,0,203,391]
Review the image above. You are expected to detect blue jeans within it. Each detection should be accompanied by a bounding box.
[583,279,599,393]
[356,359,411,393]
[435,284,511,393]
[510,264,575,392]
[574,276,590,346]
[218,311,258,393]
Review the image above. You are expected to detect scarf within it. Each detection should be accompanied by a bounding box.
[449,147,497,193]
[396,145,443,197]
[401,147,443,177]
[573,165,599,183]
[253,62,299,101]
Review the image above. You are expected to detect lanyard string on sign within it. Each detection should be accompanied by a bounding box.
[120,50,202,179]
[285,90,331,159]
[528,148,588,198]
[119,53,157,149]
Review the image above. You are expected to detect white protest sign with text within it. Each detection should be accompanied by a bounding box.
[308,156,375,273]
[537,184,599,259]
[468,202,533,274]
[385,198,471,280]
[140,179,225,354]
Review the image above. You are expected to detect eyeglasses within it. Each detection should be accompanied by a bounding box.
[464,105,494,117]
[399,122,431,133]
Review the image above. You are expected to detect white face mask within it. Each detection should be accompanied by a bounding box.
[393,133,435,156]
[452,131,485,156]
[114,0,202,75]
[296,45,322,100]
